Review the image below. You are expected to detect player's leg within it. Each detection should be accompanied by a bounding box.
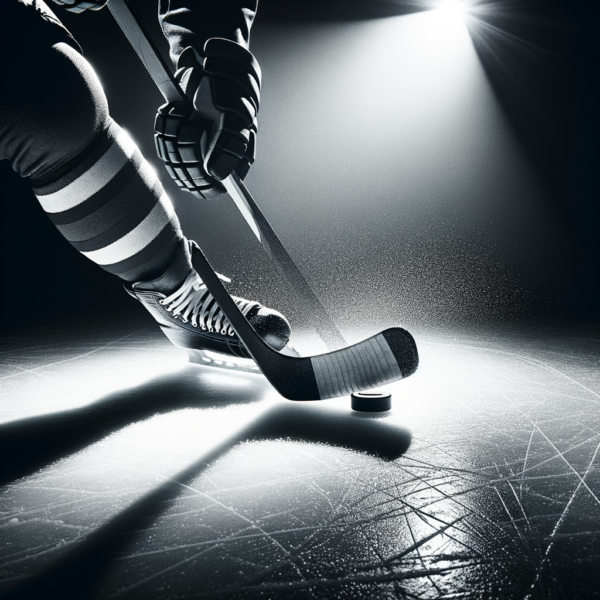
[0,0,290,357]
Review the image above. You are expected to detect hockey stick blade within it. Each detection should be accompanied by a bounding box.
[190,243,419,400]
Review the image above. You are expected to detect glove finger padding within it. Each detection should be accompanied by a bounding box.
[154,101,225,200]
[52,0,107,13]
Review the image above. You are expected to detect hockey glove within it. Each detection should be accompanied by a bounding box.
[154,39,261,200]
[51,0,107,13]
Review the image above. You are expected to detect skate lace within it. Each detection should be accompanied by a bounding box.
[159,271,258,336]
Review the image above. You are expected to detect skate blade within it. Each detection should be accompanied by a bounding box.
[187,344,301,373]
[186,349,260,374]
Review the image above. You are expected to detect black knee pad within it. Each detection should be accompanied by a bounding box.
[0,1,109,183]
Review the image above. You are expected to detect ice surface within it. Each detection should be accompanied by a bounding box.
[0,321,599,598]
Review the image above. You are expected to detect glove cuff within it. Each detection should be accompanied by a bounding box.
[204,38,262,87]
[177,41,261,87]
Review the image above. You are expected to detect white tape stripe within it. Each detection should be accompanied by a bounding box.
[328,352,344,396]
[358,339,382,391]
[350,343,371,387]
[310,334,403,399]
[81,193,173,265]
[36,130,137,214]
[369,337,391,382]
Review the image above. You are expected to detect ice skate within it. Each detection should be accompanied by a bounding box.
[126,241,291,365]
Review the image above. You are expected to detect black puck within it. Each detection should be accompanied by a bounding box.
[351,391,392,412]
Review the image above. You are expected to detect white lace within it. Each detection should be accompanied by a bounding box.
[159,271,258,336]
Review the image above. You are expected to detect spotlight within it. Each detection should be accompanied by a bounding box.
[434,0,469,21]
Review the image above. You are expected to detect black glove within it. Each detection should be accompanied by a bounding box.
[51,0,107,13]
[154,39,261,200]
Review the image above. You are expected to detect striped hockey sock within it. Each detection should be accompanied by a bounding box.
[32,120,185,283]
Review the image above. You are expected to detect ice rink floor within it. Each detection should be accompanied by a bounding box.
[1,317,599,599]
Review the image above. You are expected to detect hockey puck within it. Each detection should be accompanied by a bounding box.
[351,391,392,412]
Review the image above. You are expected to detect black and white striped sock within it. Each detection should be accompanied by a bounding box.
[32,120,185,284]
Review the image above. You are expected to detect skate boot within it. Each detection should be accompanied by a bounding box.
[126,240,291,361]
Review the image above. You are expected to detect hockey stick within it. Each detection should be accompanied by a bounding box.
[107,0,347,352]
[188,242,418,400]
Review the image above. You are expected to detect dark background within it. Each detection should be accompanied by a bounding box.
[0,0,598,334]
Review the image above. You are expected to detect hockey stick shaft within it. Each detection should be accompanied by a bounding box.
[107,0,347,352]
[107,0,181,103]
[220,175,349,351]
